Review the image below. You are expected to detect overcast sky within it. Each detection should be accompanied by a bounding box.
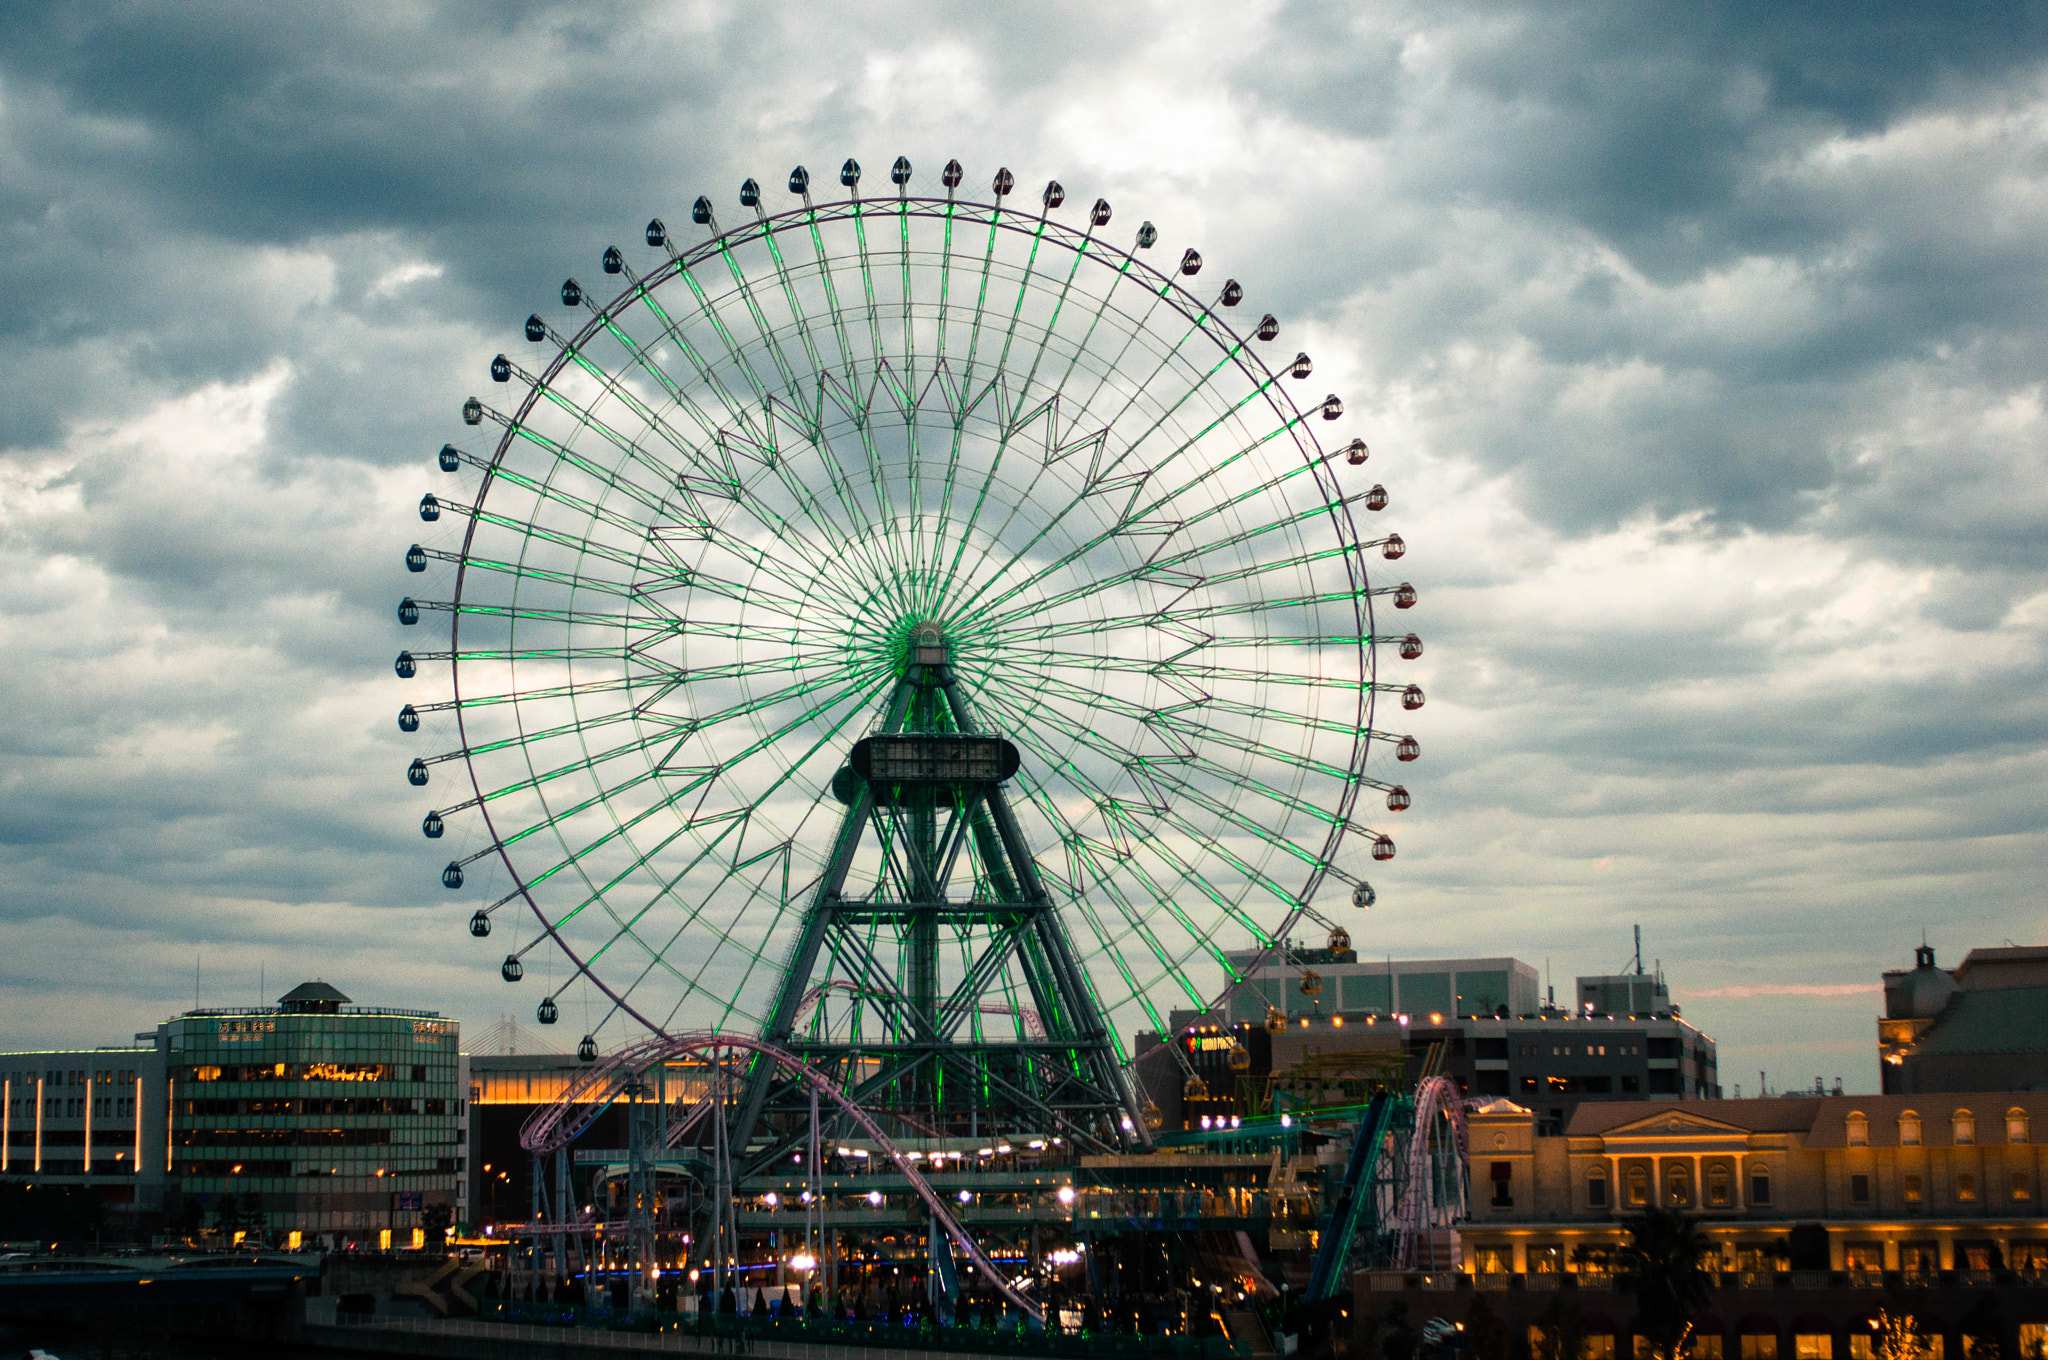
[2,1,2044,1093]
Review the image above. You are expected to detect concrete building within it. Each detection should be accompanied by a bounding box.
[1881,944,2048,1094]
[1,981,466,1247]
[1459,1091,2048,1274]
[1,1041,168,1216]
[1140,948,1718,1130]
[1222,948,1543,1025]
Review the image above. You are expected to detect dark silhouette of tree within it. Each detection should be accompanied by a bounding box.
[1961,1292,2006,1360]
[1530,1298,1584,1360]
[1466,1292,1509,1360]
[420,1202,454,1245]
[1615,1208,1714,1359]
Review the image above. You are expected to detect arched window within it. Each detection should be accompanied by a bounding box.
[1667,1165,1695,1208]
[1627,1165,1650,1207]
[1900,1112,1921,1146]
[2007,1107,2029,1144]
[1953,1110,1975,1145]
[1588,1167,1609,1208]
[1750,1166,1773,1206]
[1708,1164,1732,1206]
[1846,1112,1868,1147]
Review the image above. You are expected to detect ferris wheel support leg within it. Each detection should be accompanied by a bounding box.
[939,673,1149,1145]
[732,677,917,1158]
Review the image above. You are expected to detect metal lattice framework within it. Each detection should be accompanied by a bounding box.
[516,1031,1044,1321]
[395,155,1420,1082]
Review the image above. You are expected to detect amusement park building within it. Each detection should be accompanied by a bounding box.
[0,981,466,1246]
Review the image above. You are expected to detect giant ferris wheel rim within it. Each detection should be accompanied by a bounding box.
[425,171,1400,1043]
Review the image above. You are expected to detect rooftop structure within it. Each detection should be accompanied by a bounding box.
[1881,944,2048,1093]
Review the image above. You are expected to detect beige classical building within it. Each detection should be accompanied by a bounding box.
[1459,1092,2048,1275]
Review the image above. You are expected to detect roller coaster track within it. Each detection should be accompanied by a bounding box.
[517,1031,1044,1323]
[1303,1075,1469,1299]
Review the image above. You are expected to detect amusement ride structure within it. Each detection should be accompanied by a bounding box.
[395,154,1460,1326]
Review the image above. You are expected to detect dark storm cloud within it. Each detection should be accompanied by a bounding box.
[0,0,2041,1086]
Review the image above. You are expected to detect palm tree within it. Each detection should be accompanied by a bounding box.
[1615,1208,1714,1360]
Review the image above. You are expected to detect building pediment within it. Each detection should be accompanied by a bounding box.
[1600,1110,1752,1141]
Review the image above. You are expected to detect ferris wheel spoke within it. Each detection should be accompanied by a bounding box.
[945,425,1332,635]
[530,341,725,497]
[1002,686,1335,886]
[724,231,827,411]
[507,662,893,905]
[976,687,1289,942]
[628,282,773,447]
[848,201,889,377]
[801,207,864,378]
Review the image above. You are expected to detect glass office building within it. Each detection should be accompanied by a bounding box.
[161,981,466,1246]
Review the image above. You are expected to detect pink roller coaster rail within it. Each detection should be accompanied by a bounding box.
[518,1031,1044,1323]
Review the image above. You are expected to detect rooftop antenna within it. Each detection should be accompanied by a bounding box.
[1633,925,1643,976]
[195,950,201,1010]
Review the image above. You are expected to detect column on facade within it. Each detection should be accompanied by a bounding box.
[34,1077,43,1173]
[83,1072,92,1173]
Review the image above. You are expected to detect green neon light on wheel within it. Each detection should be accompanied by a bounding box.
[396,157,1417,1059]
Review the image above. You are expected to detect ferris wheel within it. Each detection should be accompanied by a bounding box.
[394,155,1421,1069]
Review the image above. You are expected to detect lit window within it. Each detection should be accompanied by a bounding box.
[1846,1113,1868,1147]
[1900,1113,1921,1146]
[1627,1167,1650,1207]
[1957,1173,1977,1202]
[1708,1165,1732,1206]
[2013,1172,2032,1202]
[2007,1108,2029,1144]
[1953,1110,1975,1145]
[1742,1336,1779,1360]
[1796,1336,1833,1360]
[1903,1174,1924,1203]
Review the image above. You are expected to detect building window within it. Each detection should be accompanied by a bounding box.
[1742,1337,1780,1360]
[1694,1337,1725,1360]
[1846,1113,1868,1147]
[1667,1166,1694,1208]
[1954,1111,1975,1145]
[2007,1108,2029,1144]
[1708,1165,1732,1207]
[1903,1174,1924,1203]
[1527,1244,1563,1274]
[1900,1113,1921,1146]
[1750,1170,1772,1206]
[1627,1166,1650,1207]
[1796,1337,1833,1360]
[1586,1336,1617,1360]
[1843,1243,1882,1272]
[2013,1172,2032,1202]
[1491,1161,1514,1208]
[1957,1173,1977,1202]
[1851,1174,1870,1204]
[1588,1171,1608,1207]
